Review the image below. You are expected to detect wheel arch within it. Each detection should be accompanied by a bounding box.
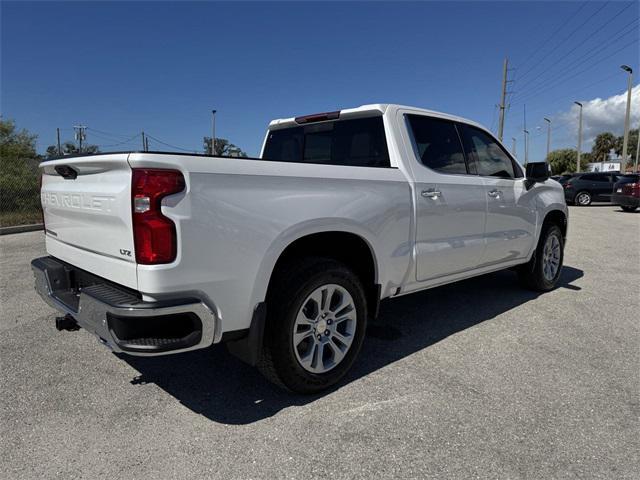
[229,226,382,366]
[254,224,384,324]
[542,209,568,240]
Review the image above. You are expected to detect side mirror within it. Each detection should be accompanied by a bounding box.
[525,162,550,183]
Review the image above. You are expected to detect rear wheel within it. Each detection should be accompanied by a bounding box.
[575,191,592,206]
[258,258,367,393]
[621,205,637,212]
[517,224,564,291]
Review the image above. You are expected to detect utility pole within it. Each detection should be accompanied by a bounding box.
[635,129,639,172]
[73,125,86,153]
[512,137,517,156]
[522,104,528,164]
[544,117,552,161]
[145,137,149,152]
[497,58,511,142]
[56,128,62,155]
[620,65,633,172]
[142,131,146,152]
[574,102,583,173]
[211,110,217,155]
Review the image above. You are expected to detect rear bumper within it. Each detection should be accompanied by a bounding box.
[612,194,639,208]
[31,256,217,356]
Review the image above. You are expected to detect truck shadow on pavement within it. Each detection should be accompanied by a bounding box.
[121,266,583,425]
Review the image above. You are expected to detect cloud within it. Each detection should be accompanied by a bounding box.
[557,84,640,148]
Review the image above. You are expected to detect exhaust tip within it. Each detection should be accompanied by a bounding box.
[55,314,80,332]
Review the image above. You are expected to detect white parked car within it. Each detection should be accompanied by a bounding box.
[33,104,567,393]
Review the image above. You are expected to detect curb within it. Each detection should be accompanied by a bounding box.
[0,224,44,236]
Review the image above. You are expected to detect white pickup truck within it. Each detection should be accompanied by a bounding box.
[33,104,567,393]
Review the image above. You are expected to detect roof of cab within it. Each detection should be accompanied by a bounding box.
[268,103,486,131]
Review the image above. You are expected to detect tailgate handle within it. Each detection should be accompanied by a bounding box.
[54,165,78,180]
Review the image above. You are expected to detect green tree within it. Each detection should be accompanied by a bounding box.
[614,128,638,171]
[0,119,41,225]
[590,132,616,162]
[203,137,247,157]
[547,148,578,175]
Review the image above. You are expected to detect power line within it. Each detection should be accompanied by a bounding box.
[514,2,634,96]
[489,104,498,133]
[516,1,610,82]
[548,17,639,78]
[510,71,621,120]
[145,134,197,152]
[514,1,589,73]
[96,133,142,148]
[511,37,637,106]
[87,127,137,140]
[86,130,133,143]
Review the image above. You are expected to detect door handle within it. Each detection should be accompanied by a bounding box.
[488,189,502,198]
[421,189,441,199]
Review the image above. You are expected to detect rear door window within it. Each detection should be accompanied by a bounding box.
[406,115,469,175]
[262,116,390,167]
[581,173,609,182]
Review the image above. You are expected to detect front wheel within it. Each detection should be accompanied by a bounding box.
[517,224,564,291]
[258,258,367,393]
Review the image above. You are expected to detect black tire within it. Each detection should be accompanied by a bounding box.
[574,190,592,206]
[258,257,368,393]
[621,205,637,212]
[517,224,564,292]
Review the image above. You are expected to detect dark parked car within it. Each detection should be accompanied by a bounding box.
[551,174,574,184]
[563,172,622,205]
[612,174,639,212]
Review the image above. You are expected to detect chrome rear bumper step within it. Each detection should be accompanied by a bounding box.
[31,256,217,356]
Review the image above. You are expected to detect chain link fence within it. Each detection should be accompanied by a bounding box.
[0,156,42,229]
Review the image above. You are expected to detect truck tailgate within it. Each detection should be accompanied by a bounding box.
[40,154,137,289]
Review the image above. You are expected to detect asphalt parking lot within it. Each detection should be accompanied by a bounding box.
[1,205,638,479]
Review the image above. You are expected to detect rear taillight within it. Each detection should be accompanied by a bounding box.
[131,169,185,264]
[564,182,572,189]
[630,182,640,198]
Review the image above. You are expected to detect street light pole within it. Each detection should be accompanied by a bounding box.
[211,110,217,156]
[635,130,639,172]
[574,102,583,173]
[544,117,551,161]
[620,65,633,173]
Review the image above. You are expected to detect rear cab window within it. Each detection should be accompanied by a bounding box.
[262,116,390,167]
[405,114,471,175]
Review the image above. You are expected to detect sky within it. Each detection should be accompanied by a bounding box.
[1,0,638,162]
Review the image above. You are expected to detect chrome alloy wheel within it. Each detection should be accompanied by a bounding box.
[292,284,357,374]
[542,233,561,281]
[576,192,591,205]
